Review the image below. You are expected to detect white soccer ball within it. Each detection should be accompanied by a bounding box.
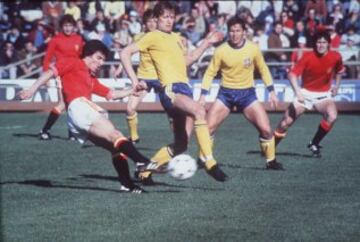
[168,154,197,180]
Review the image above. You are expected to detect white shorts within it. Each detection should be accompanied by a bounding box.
[67,97,108,144]
[294,88,332,110]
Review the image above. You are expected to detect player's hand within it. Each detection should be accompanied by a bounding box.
[198,95,206,107]
[269,91,279,110]
[295,91,305,103]
[17,89,34,100]
[206,31,224,45]
[331,86,339,97]
[136,81,147,92]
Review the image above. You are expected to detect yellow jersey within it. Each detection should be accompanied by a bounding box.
[133,33,158,80]
[135,30,188,86]
[202,40,273,90]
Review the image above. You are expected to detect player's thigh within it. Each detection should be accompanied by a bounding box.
[206,99,230,134]
[89,116,124,144]
[126,90,147,114]
[243,101,272,136]
[314,99,337,122]
[173,94,204,118]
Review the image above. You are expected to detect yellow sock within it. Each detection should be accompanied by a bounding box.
[139,145,174,179]
[199,136,214,162]
[127,113,139,141]
[194,120,216,170]
[259,136,276,162]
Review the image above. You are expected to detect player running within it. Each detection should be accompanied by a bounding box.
[18,40,160,193]
[39,14,84,141]
[198,17,283,170]
[273,31,345,157]
[121,1,228,184]
[126,9,160,144]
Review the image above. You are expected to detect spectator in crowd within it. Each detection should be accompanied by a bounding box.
[65,1,81,21]
[90,10,110,33]
[339,36,359,79]
[27,20,53,52]
[128,10,142,36]
[217,0,237,17]
[5,25,25,50]
[75,19,90,40]
[113,19,133,48]
[304,0,327,24]
[328,25,342,49]
[253,25,268,51]
[348,0,360,15]
[271,0,284,20]
[18,41,41,78]
[344,11,360,36]
[280,11,295,38]
[326,3,345,34]
[86,1,106,23]
[182,18,202,45]
[283,0,301,22]
[0,41,19,79]
[341,25,360,46]
[304,8,320,47]
[215,13,228,37]
[290,36,310,67]
[42,1,63,31]
[109,41,123,78]
[88,23,113,49]
[103,1,125,33]
[267,22,289,79]
[290,20,310,48]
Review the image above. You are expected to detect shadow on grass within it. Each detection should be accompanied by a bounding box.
[79,174,224,192]
[0,179,181,194]
[12,133,69,141]
[247,150,313,158]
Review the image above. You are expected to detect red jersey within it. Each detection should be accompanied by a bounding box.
[51,57,110,106]
[43,33,84,71]
[290,50,345,92]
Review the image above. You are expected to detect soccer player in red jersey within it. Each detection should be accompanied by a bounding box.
[39,14,84,141]
[18,40,160,193]
[274,31,345,157]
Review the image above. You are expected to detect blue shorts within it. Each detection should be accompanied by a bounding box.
[217,86,257,112]
[159,83,193,116]
[141,79,162,93]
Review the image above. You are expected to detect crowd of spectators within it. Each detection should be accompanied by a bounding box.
[0,0,359,80]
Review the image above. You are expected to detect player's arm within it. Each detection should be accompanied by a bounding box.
[331,73,342,97]
[109,88,134,100]
[42,39,56,72]
[254,47,278,109]
[331,55,346,97]
[185,31,224,66]
[198,49,221,106]
[17,70,55,100]
[120,43,141,89]
[288,54,307,103]
[288,71,304,102]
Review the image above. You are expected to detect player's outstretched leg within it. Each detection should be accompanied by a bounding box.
[112,153,145,193]
[39,106,63,140]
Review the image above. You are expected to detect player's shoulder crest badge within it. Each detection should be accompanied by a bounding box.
[243,58,252,68]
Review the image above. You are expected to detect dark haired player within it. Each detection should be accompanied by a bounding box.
[198,16,283,170]
[39,14,84,141]
[274,31,344,157]
[18,40,160,193]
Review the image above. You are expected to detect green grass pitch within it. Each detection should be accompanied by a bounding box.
[1,112,360,241]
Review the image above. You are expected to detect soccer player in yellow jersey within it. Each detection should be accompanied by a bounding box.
[198,17,283,170]
[121,1,228,183]
[126,9,160,144]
